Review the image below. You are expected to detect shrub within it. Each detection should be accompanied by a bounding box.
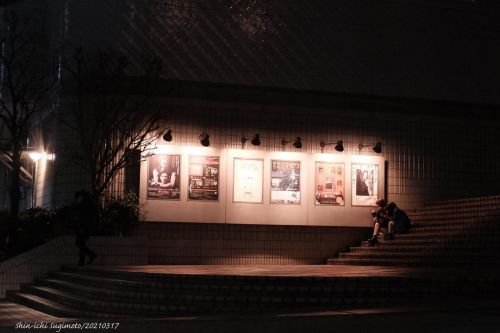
[100,192,140,236]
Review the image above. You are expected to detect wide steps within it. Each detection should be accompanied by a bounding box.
[10,267,461,317]
[6,291,92,318]
[328,195,500,267]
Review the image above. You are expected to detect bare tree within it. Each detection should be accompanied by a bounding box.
[62,46,164,214]
[0,9,56,216]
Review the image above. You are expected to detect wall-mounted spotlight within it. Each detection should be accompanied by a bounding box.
[162,129,172,142]
[281,137,302,149]
[358,142,382,153]
[199,132,210,147]
[251,134,261,146]
[241,134,261,147]
[319,140,344,152]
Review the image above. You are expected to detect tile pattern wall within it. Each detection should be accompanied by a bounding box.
[121,99,500,212]
[0,236,148,298]
[135,222,371,265]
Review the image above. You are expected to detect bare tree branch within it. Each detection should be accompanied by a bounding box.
[61,45,166,212]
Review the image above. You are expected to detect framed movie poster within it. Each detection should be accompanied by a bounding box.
[315,162,345,206]
[351,163,378,206]
[270,160,300,205]
[147,154,181,200]
[188,156,219,201]
[233,158,263,203]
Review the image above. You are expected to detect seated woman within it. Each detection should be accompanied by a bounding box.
[367,198,389,246]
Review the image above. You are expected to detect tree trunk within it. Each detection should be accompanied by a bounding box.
[9,145,21,217]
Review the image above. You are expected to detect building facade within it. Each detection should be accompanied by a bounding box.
[2,0,500,263]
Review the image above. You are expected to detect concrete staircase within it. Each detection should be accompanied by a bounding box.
[6,264,500,318]
[4,195,500,318]
[328,195,500,266]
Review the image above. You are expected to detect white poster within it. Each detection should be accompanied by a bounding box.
[270,160,300,205]
[233,158,264,203]
[352,163,378,206]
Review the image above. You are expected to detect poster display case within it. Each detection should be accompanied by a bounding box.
[351,163,379,206]
[146,154,181,200]
[270,160,301,205]
[314,162,344,206]
[188,156,220,201]
[233,158,264,203]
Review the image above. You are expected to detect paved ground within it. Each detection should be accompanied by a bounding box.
[80,264,500,278]
[1,264,499,332]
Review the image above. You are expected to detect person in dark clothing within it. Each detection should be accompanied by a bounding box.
[75,225,98,266]
[386,202,411,237]
[74,191,98,266]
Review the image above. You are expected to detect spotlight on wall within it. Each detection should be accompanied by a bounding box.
[241,134,261,147]
[281,137,302,149]
[319,140,344,152]
[358,142,382,153]
[199,133,210,147]
[251,134,261,146]
[162,129,172,142]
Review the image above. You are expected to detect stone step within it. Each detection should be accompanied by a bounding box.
[39,275,393,301]
[409,223,499,233]
[410,215,500,226]
[29,274,445,314]
[35,278,222,306]
[349,245,500,254]
[410,204,500,214]
[328,257,500,266]
[48,270,403,300]
[6,291,91,318]
[362,235,500,244]
[413,196,500,211]
[20,284,203,316]
[338,251,500,260]
[409,215,500,225]
[382,230,500,239]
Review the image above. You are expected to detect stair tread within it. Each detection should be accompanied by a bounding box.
[10,292,88,317]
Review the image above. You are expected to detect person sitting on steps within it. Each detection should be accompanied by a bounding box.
[386,202,411,237]
[367,198,390,246]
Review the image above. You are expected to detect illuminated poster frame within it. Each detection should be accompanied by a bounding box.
[188,155,219,201]
[233,158,264,203]
[270,160,301,205]
[314,161,345,206]
[146,154,181,200]
[351,163,378,206]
